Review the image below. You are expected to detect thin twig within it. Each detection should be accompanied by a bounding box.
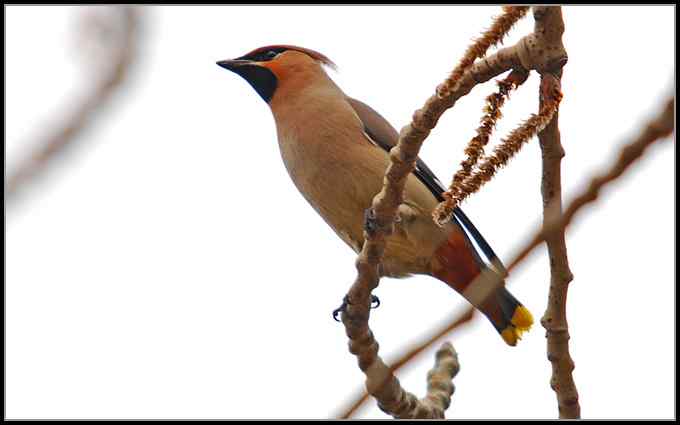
[433,72,561,225]
[445,69,529,203]
[436,6,530,99]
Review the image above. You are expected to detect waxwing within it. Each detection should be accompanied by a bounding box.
[217,45,532,345]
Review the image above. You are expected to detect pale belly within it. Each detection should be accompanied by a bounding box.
[276,130,449,277]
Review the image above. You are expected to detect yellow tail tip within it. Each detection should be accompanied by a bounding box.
[501,327,519,346]
[501,306,534,346]
[511,305,534,331]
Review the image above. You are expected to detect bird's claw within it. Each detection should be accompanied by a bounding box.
[332,295,350,322]
[332,294,381,322]
[364,208,378,235]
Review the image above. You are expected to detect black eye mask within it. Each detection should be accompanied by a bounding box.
[238,47,288,63]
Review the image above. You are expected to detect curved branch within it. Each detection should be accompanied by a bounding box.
[6,6,142,204]
[436,6,530,99]
[337,9,534,418]
[338,308,474,419]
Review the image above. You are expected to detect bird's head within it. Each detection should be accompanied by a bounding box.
[216,45,336,103]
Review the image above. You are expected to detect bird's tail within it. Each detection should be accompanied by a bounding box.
[430,220,533,346]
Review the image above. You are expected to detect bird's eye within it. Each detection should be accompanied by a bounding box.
[265,50,278,59]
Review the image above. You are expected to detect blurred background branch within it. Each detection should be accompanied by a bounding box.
[6,5,143,205]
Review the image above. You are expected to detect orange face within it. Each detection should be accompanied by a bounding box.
[217,45,335,103]
[255,50,296,81]
[256,50,323,83]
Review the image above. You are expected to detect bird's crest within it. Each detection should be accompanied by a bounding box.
[238,44,337,70]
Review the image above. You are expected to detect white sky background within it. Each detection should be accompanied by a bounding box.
[5,5,675,420]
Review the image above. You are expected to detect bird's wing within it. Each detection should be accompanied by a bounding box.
[346,96,506,275]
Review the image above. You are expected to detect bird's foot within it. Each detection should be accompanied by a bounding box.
[364,208,378,235]
[332,294,381,322]
[332,295,350,322]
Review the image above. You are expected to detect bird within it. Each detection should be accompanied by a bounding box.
[217,45,533,346]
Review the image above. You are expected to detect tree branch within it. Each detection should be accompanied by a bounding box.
[337,94,674,419]
[337,309,474,419]
[433,71,561,225]
[443,69,530,212]
[433,5,569,226]
[436,6,530,99]
[337,7,535,418]
[338,7,670,419]
[534,49,580,425]
[6,6,142,204]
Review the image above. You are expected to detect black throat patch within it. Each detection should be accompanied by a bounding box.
[231,65,278,103]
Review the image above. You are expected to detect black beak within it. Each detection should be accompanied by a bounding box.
[216,59,251,71]
[216,57,277,103]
